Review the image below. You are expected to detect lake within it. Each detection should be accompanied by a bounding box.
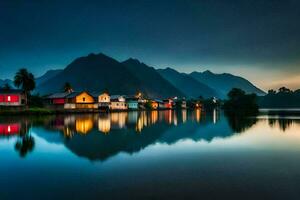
[1,110,300,200]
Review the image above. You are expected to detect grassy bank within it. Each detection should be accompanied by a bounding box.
[0,107,55,115]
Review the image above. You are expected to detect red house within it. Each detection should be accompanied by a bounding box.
[44,92,72,110]
[0,89,26,106]
[163,99,174,109]
[46,92,71,105]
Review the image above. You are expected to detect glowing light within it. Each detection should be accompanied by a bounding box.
[75,118,93,134]
[98,116,111,134]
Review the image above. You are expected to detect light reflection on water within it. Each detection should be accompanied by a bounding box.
[1,110,300,199]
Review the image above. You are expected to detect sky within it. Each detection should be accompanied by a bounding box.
[0,0,300,91]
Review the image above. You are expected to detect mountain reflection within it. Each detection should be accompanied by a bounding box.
[1,111,300,161]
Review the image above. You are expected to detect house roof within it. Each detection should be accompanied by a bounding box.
[46,92,71,99]
[0,89,23,94]
[65,91,93,99]
[126,97,139,101]
[153,99,163,103]
[110,95,124,99]
[110,95,126,102]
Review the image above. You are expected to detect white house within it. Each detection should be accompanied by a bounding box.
[98,92,110,111]
[110,95,127,110]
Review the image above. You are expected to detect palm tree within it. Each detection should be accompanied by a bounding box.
[14,68,36,105]
[63,82,73,93]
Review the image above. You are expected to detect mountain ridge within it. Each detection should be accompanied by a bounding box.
[12,52,265,99]
[157,67,219,98]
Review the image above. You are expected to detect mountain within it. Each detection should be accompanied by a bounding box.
[36,53,182,98]
[35,52,265,98]
[36,53,141,95]
[157,68,219,98]
[122,58,183,98]
[190,70,266,98]
[35,69,63,86]
[0,79,14,88]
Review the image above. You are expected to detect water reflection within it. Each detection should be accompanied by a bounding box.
[1,110,300,160]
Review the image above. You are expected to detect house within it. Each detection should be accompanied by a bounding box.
[174,98,187,109]
[110,95,127,110]
[0,89,26,106]
[64,91,97,109]
[181,100,187,109]
[45,92,71,109]
[98,92,110,111]
[126,96,139,110]
[163,99,174,109]
[150,99,164,109]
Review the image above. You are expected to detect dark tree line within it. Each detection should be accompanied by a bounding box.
[258,87,300,108]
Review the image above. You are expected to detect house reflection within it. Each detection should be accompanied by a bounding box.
[75,116,94,134]
[111,112,127,129]
[136,111,147,132]
[173,111,178,126]
[0,123,21,135]
[182,109,187,123]
[150,111,158,124]
[98,114,111,134]
[163,110,173,124]
[0,120,29,137]
[195,109,201,122]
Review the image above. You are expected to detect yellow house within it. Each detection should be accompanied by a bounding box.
[65,91,97,109]
[98,92,110,103]
[98,92,110,111]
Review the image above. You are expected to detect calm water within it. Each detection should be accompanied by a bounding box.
[1,110,300,200]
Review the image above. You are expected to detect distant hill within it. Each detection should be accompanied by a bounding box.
[34,52,265,99]
[157,68,219,98]
[35,69,63,86]
[36,53,142,95]
[122,59,183,98]
[0,79,14,88]
[36,53,183,98]
[190,70,266,98]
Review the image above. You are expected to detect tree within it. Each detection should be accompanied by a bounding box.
[223,88,258,115]
[227,88,245,100]
[63,82,73,93]
[278,87,291,93]
[14,68,36,105]
[268,89,276,95]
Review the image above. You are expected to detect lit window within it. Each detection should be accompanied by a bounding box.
[7,96,11,102]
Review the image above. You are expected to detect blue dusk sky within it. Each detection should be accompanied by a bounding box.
[0,0,300,90]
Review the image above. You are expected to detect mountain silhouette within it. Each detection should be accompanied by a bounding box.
[190,70,266,98]
[0,79,14,88]
[35,69,63,86]
[34,52,265,99]
[36,53,183,98]
[122,58,183,98]
[36,53,143,95]
[157,67,219,98]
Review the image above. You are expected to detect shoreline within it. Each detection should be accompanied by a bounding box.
[0,107,196,115]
